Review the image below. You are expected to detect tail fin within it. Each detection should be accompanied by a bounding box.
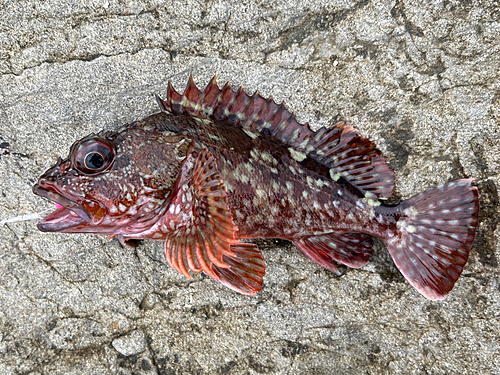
[384,179,479,300]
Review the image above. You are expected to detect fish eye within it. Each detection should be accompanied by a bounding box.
[72,138,115,175]
[84,152,104,170]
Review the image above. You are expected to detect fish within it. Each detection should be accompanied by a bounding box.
[33,75,480,300]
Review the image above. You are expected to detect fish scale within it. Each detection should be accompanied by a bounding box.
[33,75,480,301]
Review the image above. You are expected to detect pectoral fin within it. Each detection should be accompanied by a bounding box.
[164,148,265,295]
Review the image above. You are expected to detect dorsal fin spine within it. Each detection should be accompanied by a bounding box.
[227,87,251,123]
[269,104,292,136]
[213,83,233,120]
[200,76,220,116]
[182,74,203,115]
[167,80,182,114]
[255,101,280,131]
[242,93,266,129]
[276,116,299,143]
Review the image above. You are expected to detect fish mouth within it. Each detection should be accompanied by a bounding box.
[33,183,91,232]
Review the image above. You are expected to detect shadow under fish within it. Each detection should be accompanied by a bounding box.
[33,75,479,301]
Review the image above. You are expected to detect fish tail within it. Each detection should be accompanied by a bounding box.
[383,179,479,300]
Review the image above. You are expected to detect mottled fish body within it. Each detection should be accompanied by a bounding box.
[34,76,479,300]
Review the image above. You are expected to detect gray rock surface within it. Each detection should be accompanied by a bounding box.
[0,0,499,374]
[112,330,147,357]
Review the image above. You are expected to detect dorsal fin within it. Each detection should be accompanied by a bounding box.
[156,75,395,199]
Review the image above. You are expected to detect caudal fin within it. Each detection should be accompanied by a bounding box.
[384,179,479,300]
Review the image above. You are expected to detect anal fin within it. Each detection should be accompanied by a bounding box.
[293,232,373,274]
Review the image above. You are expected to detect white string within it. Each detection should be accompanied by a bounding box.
[0,209,52,226]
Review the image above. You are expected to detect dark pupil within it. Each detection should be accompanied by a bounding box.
[85,152,104,170]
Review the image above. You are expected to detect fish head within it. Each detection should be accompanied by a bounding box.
[33,122,192,235]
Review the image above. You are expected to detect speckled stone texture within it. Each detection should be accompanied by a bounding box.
[0,0,499,374]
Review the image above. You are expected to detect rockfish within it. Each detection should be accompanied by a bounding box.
[33,76,479,300]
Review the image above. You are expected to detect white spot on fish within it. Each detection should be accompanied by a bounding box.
[288,147,307,162]
[239,173,250,184]
[404,207,418,219]
[366,198,380,207]
[270,204,280,215]
[330,170,341,181]
[256,189,267,199]
[243,129,259,139]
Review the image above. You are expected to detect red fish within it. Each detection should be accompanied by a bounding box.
[33,75,480,300]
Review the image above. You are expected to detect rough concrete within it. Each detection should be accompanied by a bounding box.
[0,0,499,374]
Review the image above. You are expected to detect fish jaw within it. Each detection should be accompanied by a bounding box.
[33,183,91,232]
[33,181,165,235]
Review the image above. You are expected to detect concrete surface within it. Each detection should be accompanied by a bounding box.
[0,0,499,374]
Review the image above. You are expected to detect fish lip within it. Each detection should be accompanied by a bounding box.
[33,183,92,227]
